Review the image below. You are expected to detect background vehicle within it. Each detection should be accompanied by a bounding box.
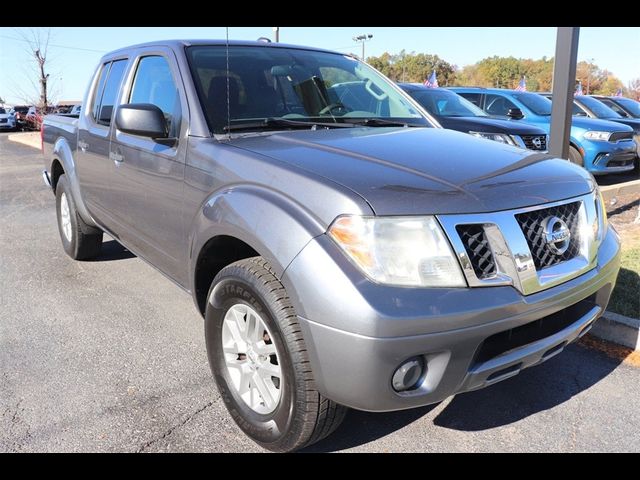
[54,102,82,115]
[592,95,640,119]
[542,93,640,167]
[0,107,17,131]
[451,87,637,174]
[399,83,548,151]
[42,40,620,452]
[10,105,30,130]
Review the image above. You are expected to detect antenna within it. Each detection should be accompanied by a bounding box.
[226,27,231,140]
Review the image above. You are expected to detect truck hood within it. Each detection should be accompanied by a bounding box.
[600,117,640,133]
[438,116,546,135]
[571,115,634,132]
[231,127,595,215]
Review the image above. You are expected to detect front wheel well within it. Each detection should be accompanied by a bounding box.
[194,235,260,315]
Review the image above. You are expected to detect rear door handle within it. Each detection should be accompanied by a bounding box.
[109,151,124,163]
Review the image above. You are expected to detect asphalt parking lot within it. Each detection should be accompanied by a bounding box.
[1,131,639,453]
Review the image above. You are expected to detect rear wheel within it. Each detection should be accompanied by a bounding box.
[205,257,347,452]
[55,174,103,260]
[568,146,584,167]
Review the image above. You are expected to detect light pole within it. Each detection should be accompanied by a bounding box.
[352,34,373,61]
[272,27,280,43]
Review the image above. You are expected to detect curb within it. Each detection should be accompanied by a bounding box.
[7,132,41,150]
[600,179,640,203]
[591,310,640,351]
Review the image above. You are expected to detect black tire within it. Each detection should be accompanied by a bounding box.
[205,257,347,452]
[568,145,584,167]
[55,174,103,260]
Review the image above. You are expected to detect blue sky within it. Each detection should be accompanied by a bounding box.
[0,27,638,105]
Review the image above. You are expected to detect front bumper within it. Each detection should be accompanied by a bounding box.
[282,227,621,412]
[586,140,637,174]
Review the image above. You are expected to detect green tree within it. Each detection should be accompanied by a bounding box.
[367,51,457,86]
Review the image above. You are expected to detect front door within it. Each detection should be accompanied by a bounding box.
[109,49,188,284]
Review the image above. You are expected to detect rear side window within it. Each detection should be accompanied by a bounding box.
[91,59,128,126]
[97,60,128,126]
[129,56,181,135]
[572,102,586,116]
[91,63,110,121]
[459,92,482,107]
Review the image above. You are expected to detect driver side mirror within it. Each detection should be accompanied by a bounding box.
[507,107,524,120]
[115,103,168,139]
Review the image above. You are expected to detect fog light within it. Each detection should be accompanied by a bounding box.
[392,357,425,392]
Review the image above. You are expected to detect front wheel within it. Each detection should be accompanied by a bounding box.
[205,257,347,452]
[568,145,584,167]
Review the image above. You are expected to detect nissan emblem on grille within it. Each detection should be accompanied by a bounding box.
[542,216,571,255]
[532,137,542,149]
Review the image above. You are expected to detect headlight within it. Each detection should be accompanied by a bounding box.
[584,131,612,141]
[469,132,517,146]
[328,215,466,287]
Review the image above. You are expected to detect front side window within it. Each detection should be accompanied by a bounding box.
[94,59,128,126]
[599,98,629,117]
[186,45,429,134]
[485,94,518,116]
[615,98,640,117]
[577,96,622,119]
[129,55,181,135]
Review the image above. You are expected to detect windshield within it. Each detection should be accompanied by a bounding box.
[616,97,640,117]
[0,108,5,114]
[186,45,430,134]
[405,88,487,117]
[578,96,622,118]
[512,92,552,116]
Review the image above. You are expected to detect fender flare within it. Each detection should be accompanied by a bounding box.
[188,184,329,293]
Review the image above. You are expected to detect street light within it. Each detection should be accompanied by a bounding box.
[272,27,280,43]
[352,34,373,61]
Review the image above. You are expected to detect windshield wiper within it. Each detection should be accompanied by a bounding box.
[345,118,426,127]
[223,117,355,132]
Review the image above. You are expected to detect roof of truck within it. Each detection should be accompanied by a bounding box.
[104,39,342,58]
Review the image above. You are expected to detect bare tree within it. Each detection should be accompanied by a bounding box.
[14,28,56,108]
[629,78,640,101]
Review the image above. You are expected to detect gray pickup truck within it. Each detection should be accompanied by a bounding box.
[42,40,621,452]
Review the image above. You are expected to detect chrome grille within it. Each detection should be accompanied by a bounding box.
[455,225,496,279]
[609,131,633,142]
[520,135,547,151]
[515,201,582,270]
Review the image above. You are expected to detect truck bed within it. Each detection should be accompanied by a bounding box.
[42,114,78,152]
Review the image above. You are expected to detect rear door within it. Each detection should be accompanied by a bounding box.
[76,57,129,232]
[108,48,188,283]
